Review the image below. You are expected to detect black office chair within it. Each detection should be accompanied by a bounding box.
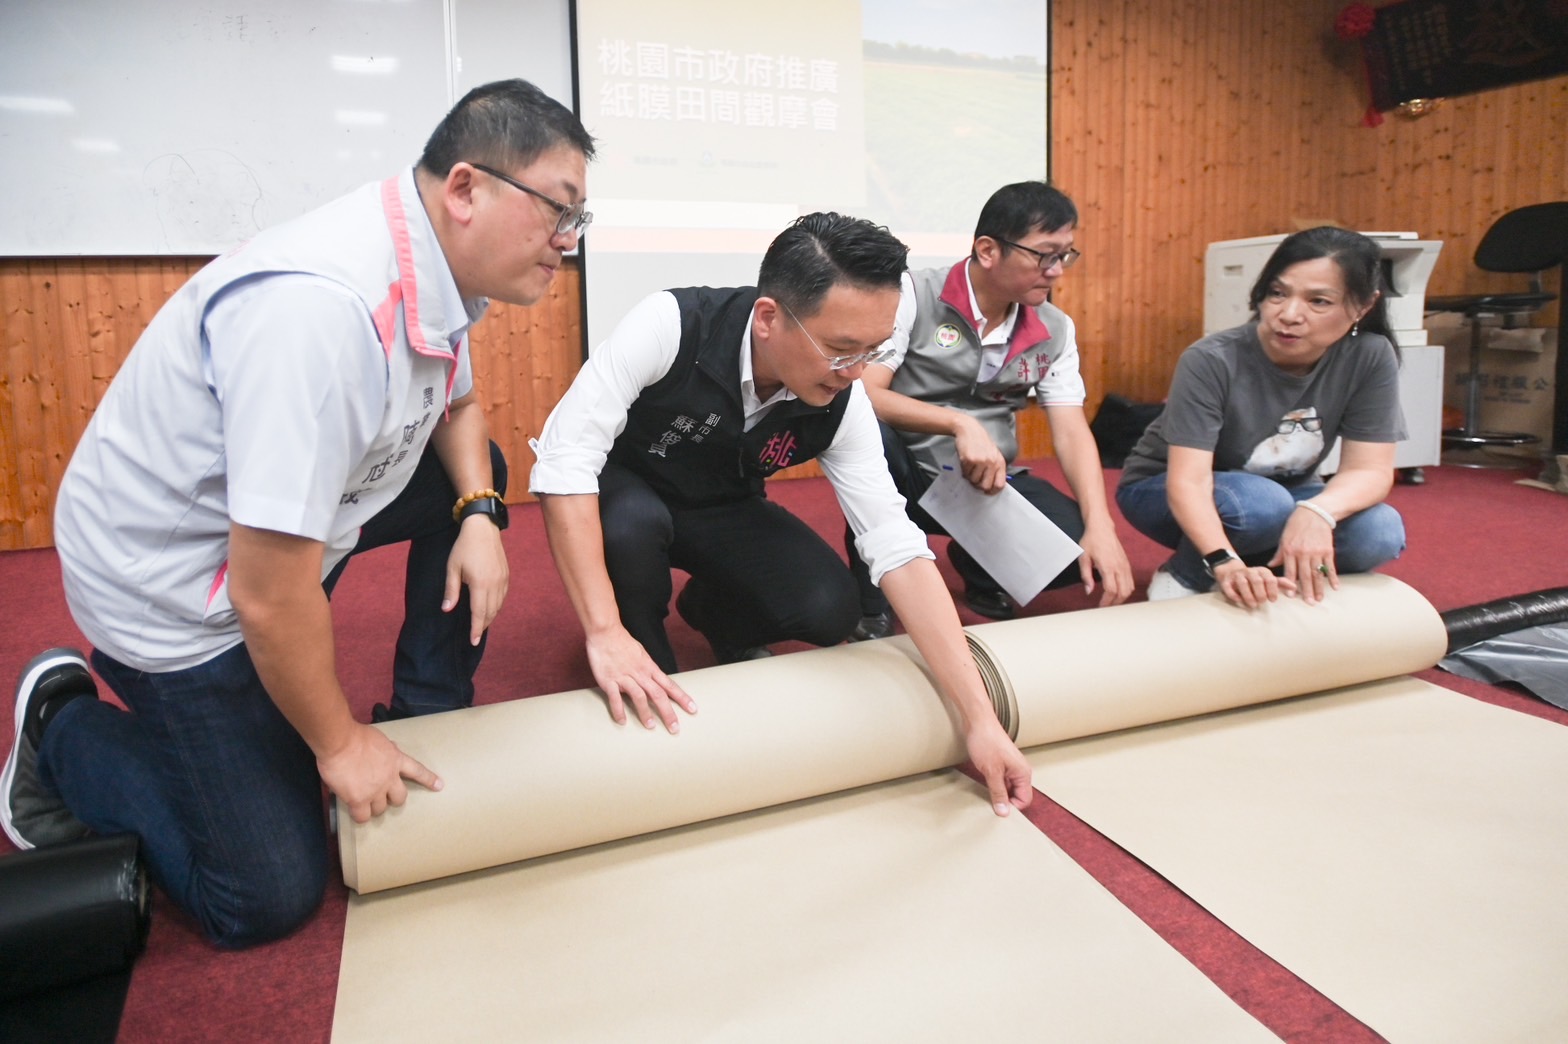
[1428,202,1568,459]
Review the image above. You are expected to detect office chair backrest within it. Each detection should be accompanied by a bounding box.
[1474,202,1568,275]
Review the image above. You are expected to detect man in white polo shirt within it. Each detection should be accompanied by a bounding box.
[0,80,595,948]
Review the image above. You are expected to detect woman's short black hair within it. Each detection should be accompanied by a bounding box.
[1248,226,1395,345]
[419,79,596,177]
[757,212,909,316]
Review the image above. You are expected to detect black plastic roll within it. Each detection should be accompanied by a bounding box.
[0,833,150,1001]
[1441,587,1568,654]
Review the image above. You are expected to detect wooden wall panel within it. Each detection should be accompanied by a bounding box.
[5,3,1565,549]
[466,263,584,494]
[1049,0,1568,418]
[1,257,208,550]
[0,257,583,551]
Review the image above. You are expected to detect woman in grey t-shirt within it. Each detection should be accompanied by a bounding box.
[1116,227,1406,608]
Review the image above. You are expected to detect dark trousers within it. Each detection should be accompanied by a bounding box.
[846,422,1085,615]
[40,439,507,947]
[324,439,508,716]
[598,464,860,673]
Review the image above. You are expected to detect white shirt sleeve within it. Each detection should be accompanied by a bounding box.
[1035,310,1087,406]
[869,271,918,376]
[817,381,934,585]
[529,290,683,495]
[204,274,386,540]
[450,335,475,401]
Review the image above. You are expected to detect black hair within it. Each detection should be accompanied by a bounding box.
[418,79,596,177]
[756,212,909,316]
[973,182,1078,256]
[1248,227,1395,348]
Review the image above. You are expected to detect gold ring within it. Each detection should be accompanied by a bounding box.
[1317,563,1330,576]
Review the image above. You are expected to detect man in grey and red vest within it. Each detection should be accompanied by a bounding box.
[847,182,1135,640]
[530,213,1032,818]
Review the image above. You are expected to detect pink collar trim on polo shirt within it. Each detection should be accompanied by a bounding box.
[380,175,463,416]
[936,259,1052,369]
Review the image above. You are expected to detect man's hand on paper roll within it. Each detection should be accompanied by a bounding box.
[966,722,1034,816]
[587,624,697,733]
[880,558,1032,815]
[321,723,443,824]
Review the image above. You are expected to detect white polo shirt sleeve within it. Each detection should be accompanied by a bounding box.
[203,273,387,541]
[819,381,934,585]
[530,290,683,495]
[1036,311,1087,406]
[869,271,918,376]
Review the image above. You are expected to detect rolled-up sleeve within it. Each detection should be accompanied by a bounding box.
[529,291,682,495]
[818,382,934,586]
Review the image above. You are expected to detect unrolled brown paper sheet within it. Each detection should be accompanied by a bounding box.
[337,575,1552,1041]
[1025,671,1568,1042]
[335,770,1278,1042]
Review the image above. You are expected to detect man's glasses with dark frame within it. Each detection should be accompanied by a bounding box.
[471,162,593,238]
[994,237,1081,272]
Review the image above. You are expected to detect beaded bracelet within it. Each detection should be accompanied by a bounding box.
[452,488,501,521]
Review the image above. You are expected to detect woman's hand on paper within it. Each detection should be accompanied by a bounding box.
[1271,509,1339,606]
[1212,560,1297,610]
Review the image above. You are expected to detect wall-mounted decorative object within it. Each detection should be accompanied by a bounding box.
[1338,0,1568,124]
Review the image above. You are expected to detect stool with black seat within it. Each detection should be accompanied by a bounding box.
[1427,202,1568,465]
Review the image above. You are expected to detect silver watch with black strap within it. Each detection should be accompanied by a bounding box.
[1201,548,1238,578]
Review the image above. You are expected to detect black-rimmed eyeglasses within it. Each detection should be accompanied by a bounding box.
[471,162,593,238]
[995,238,1081,272]
[781,302,896,372]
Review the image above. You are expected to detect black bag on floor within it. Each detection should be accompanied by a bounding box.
[1090,394,1163,468]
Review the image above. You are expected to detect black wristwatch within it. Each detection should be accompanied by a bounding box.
[457,496,510,531]
[1201,548,1238,578]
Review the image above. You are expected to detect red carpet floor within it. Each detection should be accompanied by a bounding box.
[2,460,1566,1042]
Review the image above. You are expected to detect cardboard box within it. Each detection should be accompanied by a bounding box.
[1429,313,1556,455]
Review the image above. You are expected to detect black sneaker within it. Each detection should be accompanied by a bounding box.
[962,586,1016,621]
[370,702,411,724]
[3,649,96,850]
[676,584,771,665]
[849,611,894,642]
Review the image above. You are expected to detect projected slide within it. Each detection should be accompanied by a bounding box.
[577,0,1047,348]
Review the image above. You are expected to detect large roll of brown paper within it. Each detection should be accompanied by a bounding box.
[337,574,1443,893]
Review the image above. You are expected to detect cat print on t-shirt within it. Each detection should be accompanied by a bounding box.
[1244,407,1323,480]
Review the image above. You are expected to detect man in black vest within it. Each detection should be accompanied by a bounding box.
[530,213,1031,816]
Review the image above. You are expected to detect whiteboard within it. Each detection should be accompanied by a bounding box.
[0,0,574,257]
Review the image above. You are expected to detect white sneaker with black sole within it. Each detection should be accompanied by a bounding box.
[1146,564,1203,602]
[2,648,96,850]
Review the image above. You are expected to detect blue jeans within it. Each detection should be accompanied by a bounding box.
[324,440,508,717]
[37,440,506,947]
[1116,470,1405,592]
[40,644,327,948]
